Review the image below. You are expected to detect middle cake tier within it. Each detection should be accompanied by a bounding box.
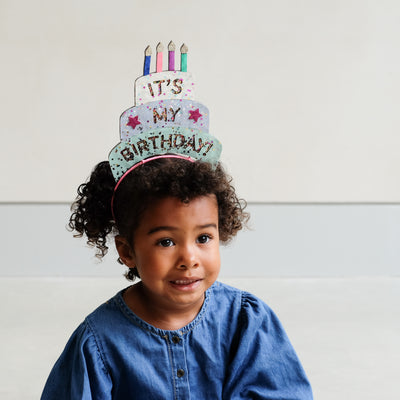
[120,99,209,141]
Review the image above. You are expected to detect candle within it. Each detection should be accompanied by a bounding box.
[156,42,163,73]
[143,45,151,75]
[168,41,175,71]
[180,43,188,72]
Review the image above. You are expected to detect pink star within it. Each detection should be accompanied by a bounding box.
[127,115,141,129]
[188,108,202,123]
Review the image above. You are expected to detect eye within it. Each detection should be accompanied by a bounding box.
[157,238,175,247]
[197,234,211,244]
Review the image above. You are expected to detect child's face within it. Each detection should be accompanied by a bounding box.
[120,195,220,314]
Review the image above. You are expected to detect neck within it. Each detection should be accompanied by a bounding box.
[123,283,205,330]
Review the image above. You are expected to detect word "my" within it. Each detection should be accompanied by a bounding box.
[153,107,181,123]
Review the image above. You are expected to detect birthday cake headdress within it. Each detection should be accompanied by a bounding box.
[108,41,222,183]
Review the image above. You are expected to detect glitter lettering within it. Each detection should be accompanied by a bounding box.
[121,147,134,161]
[202,142,214,155]
[154,80,166,95]
[147,83,154,97]
[131,143,139,155]
[172,79,183,94]
[194,137,207,153]
[169,107,181,122]
[174,134,186,148]
[153,108,167,123]
[148,136,159,150]
[160,134,172,150]
[137,139,150,155]
[185,135,196,151]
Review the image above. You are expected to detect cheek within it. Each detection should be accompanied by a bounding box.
[205,246,221,270]
[135,251,168,277]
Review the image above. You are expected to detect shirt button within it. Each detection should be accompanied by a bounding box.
[177,369,185,378]
[172,336,181,344]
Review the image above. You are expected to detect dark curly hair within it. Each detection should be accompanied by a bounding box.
[69,158,248,279]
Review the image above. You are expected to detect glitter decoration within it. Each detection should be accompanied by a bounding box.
[188,108,202,123]
[120,99,209,141]
[172,79,183,94]
[110,128,221,181]
[127,116,141,129]
[153,108,167,123]
[147,83,154,97]
[135,72,195,105]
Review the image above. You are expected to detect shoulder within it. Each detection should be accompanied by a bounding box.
[83,289,133,340]
[211,281,274,316]
[43,292,125,380]
[209,281,278,332]
[215,283,314,398]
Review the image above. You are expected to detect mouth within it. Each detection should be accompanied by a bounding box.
[171,279,200,285]
[169,278,203,291]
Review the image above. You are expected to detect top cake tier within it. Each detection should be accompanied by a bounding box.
[135,71,195,105]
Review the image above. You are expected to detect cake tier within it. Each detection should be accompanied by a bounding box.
[109,127,222,181]
[120,99,209,141]
[135,71,194,105]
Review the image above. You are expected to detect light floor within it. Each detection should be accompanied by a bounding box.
[1,277,399,400]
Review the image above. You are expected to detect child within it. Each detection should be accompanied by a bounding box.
[42,43,313,399]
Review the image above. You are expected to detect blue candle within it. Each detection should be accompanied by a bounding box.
[144,45,151,75]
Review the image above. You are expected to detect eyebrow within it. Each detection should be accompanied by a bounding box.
[147,223,218,235]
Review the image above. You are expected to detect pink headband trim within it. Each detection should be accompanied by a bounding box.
[111,154,195,221]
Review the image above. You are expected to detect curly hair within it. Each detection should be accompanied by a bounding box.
[69,158,248,279]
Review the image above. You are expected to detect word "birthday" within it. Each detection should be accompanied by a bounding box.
[120,133,214,161]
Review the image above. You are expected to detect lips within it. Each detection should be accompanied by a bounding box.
[169,277,203,291]
[170,278,201,285]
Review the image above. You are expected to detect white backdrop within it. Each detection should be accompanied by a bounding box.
[1,0,400,202]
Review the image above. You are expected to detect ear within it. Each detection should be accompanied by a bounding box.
[115,235,136,268]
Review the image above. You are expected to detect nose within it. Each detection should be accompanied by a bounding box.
[177,243,199,269]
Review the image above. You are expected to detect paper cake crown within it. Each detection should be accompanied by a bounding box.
[108,42,222,182]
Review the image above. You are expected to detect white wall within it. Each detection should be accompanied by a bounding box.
[1,203,399,277]
[1,0,400,202]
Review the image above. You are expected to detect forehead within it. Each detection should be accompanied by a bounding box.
[139,195,218,230]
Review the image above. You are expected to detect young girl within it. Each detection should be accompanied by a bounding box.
[42,44,313,399]
[41,157,312,399]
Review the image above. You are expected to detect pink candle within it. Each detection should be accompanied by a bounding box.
[156,42,163,72]
[168,41,175,71]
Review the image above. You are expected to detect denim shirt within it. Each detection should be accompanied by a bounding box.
[41,282,313,399]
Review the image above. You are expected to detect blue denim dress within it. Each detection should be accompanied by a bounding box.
[41,282,313,399]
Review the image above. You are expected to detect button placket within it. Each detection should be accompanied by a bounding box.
[166,332,189,399]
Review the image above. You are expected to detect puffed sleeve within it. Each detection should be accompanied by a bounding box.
[41,321,112,400]
[223,292,313,400]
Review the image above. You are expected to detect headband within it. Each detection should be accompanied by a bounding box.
[108,42,222,218]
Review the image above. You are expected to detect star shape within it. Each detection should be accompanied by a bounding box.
[188,108,202,123]
[127,115,141,129]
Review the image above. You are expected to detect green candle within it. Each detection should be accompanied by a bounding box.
[180,43,188,72]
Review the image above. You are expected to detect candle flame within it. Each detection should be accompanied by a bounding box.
[168,41,176,51]
[156,42,164,53]
[180,43,188,54]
